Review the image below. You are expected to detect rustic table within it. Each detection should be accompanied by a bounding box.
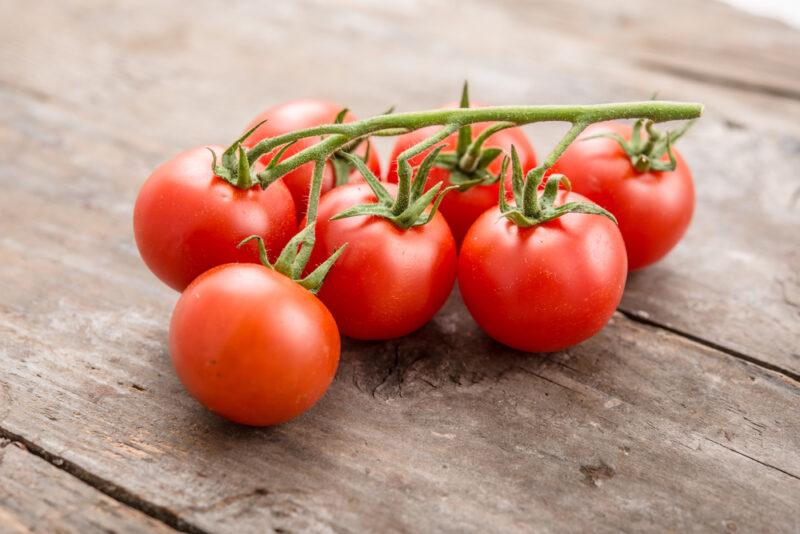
[1,1,798,532]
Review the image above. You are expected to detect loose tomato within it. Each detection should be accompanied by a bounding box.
[458,190,627,352]
[306,182,457,340]
[386,116,536,245]
[170,263,340,426]
[551,122,694,271]
[133,146,296,291]
[242,99,381,219]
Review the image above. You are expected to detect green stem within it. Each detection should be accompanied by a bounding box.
[392,123,459,215]
[251,101,703,186]
[522,121,587,216]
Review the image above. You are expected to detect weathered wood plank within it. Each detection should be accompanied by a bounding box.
[0,440,177,533]
[0,94,798,529]
[0,0,798,532]
[0,0,796,373]
[2,218,799,533]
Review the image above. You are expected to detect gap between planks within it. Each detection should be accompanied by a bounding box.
[619,308,800,385]
[0,428,208,534]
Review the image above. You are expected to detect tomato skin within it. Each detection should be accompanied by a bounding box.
[169,263,340,426]
[242,99,381,219]
[306,183,457,340]
[458,191,627,353]
[551,122,694,271]
[386,121,536,246]
[133,146,296,292]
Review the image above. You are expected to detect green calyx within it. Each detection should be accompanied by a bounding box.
[237,159,343,294]
[209,121,266,190]
[431,82,511,192]
[331,147,456,230]
[498,146,616,228]
[238,158,345,294]
[238,227,344,294]
[587,118,694,173]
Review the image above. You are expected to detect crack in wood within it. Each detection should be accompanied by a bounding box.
[0,426,209,534]
[619,308,800,385]
[704,437,800,482]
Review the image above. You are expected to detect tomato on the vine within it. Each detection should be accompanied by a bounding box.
[386,101,536,245]
[306,182,457,340]
[170,263,340,426]
[458,187,627,352]
[551,121,694,271]
[133,146,296,291]
[242,99,381,219]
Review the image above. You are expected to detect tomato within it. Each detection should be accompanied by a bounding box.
[133,146,296,292]
[169,263,340,426]
[306,183,457,340]
[386,116,536,245]
[550,122,694,271]
[458,190,627,352]
[242,99,381,219]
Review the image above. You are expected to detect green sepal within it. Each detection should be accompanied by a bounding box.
[236,145,254,189]
[238,230,344,294]
[274,223,311,274]
[540,174,571,211]
[214,120,266,188]
[331,144,456,230]
[410,146,444,200]
[334,108,349,124]
[298,244,347,294]
[498,165,616,228]
[456,81,472,158]
[430,84,516,193]
[509,146,524,207]
[238,235,272,268]
[328,105,395,185]
[583,118,694,174]
[336,150,393,204]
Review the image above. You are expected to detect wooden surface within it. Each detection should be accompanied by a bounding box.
[0,439,176,533]
[1,0,798,532]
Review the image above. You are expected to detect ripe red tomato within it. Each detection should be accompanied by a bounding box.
[306,183,457,340]
[133,146,296,291]
[242,99,381,219]
[386,119,536,245]
[458,191,627,352]
[551,122,694,271]
[170,263,340,426]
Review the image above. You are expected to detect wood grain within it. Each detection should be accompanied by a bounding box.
[1,0,796,373]
[0,0,798,532]
[0,439,176,533]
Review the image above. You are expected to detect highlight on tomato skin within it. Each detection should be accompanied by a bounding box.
[550,121,695,271]
[169,263,340,426]
[133,145,297,292]
[386,119,536,247]
[241,99,382,220]
[458,190,628,353]
[305,182,458,341]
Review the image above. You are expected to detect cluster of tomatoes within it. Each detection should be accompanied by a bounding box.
[133,98,694,426]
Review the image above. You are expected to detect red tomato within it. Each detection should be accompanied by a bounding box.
[133,146,296,291]
[170,263,340,426]
[551,122,694,271]
[242,99,381,219]
[386,119,536,245]
[306,183,457,340]
[458,191,627,352]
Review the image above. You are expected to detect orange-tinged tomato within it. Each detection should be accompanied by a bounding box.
[169,263,340,426]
